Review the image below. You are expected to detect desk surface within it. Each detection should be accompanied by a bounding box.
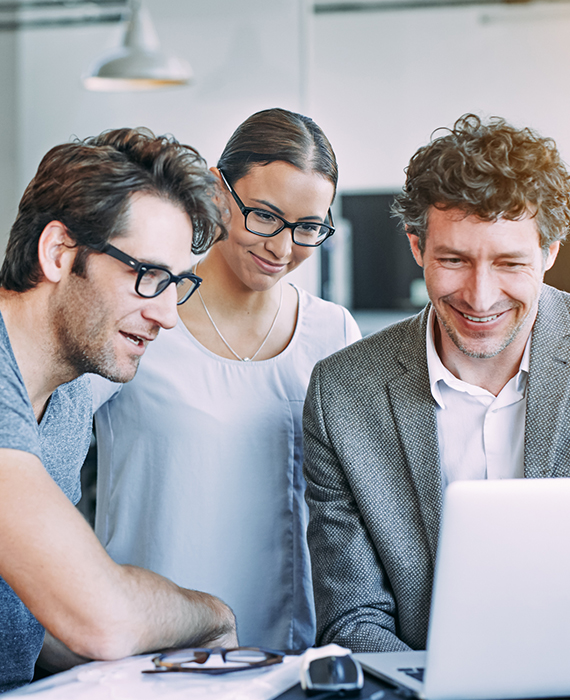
[5,648,402,700]
[5,653,305,700]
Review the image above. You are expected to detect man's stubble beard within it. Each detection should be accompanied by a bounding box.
[51,273,140,383]
[434,300,530,360]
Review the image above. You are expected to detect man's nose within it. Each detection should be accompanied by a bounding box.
[264,228,293,260]
[464,265,499,312]
[142,283,179,330]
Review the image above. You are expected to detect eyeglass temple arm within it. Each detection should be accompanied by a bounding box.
[99,243,139,270]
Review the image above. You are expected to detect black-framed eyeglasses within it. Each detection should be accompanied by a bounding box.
[90,243,202,305]
[219,169,335,247]
[142,646,285,675]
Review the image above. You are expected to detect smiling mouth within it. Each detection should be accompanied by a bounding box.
[460,312,502,323]
[251,252,286,269]
[120,331,146,347]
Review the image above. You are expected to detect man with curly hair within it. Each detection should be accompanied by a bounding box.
[0,128,236,692]
[304,114,570,652]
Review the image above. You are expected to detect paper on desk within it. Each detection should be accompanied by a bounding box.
[5,653,303,700]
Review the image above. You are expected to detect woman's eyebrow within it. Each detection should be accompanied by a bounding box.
[251,198,285,216]
[251,198,324,221]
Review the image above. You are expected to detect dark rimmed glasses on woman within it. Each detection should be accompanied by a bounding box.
[219,169,335,247]
[143,646,285,675]
[90,243,202,305]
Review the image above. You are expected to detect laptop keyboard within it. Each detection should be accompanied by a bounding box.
[397,667,425,682]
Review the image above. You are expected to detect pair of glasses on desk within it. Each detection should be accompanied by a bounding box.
[143,647,285,675]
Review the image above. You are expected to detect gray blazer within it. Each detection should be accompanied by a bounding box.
[303,284,570,653]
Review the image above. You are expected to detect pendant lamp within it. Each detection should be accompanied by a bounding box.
[83,0,192,91]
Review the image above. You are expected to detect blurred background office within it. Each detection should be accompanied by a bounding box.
[2,0,570,336]
[2,0,570,522]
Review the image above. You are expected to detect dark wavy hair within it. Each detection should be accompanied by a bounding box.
[217,107,338,195]
[392,113,570,253]
[1,127,225,292]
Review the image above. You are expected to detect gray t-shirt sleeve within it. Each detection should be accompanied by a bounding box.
[0,313,92,503]
[0,326,41,460]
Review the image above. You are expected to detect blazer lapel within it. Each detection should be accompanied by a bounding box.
[525,285,570,478]
[387,307,442,565]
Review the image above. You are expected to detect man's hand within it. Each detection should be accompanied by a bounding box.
[203,628,239,649]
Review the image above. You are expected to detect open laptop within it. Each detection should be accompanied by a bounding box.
[354,478,570,700]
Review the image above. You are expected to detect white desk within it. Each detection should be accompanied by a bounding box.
[5,653,303,700]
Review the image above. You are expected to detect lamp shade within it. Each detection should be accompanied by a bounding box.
[83,1,192,92]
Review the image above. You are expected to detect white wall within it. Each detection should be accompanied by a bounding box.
[308,3,570,193]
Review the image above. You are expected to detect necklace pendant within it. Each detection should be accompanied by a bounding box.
[243,357,251,362]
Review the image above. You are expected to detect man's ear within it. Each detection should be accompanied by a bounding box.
[37,222,77,284]
[407,232,424,268]
[544,240,560,272]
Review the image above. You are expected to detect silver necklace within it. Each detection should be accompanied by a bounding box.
[195,263,283,362]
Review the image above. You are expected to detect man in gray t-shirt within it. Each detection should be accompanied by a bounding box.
[0,128,236,692]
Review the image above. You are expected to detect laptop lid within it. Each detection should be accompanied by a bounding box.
[355,478,570,700]
[424,478,570,700]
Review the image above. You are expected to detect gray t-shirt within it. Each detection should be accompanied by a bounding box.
[0,312,92,693]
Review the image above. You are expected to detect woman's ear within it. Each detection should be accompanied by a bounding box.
[37,222,77,284]
[209,166,231,228]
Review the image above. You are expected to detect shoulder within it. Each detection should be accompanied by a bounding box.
[45,375,93,438]
[0,316,40,456]
[54,374,92,413]
[529,285,570,365]
[0,310,30,399]
[312,307,428,388]
[297,287,361,346]
[537,284,570,320]
[0,313,20,381]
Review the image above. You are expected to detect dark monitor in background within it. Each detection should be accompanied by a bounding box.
[333,192,425,311]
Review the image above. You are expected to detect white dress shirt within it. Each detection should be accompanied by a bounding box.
[426,308,530,489]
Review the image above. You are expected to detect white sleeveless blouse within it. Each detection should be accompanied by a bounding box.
[91,286,361,650]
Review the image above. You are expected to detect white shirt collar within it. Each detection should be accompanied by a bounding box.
[426,306,531,409]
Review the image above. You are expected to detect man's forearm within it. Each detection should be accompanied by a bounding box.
[38,574,237,671]
[120,565,238,655]
[62,565,237,660]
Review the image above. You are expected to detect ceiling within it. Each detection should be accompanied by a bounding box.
[314,0,567,11]
[1,0,568,31]
[0,0,128,30]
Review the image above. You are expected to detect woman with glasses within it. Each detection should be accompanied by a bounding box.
[92,108,360,651]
